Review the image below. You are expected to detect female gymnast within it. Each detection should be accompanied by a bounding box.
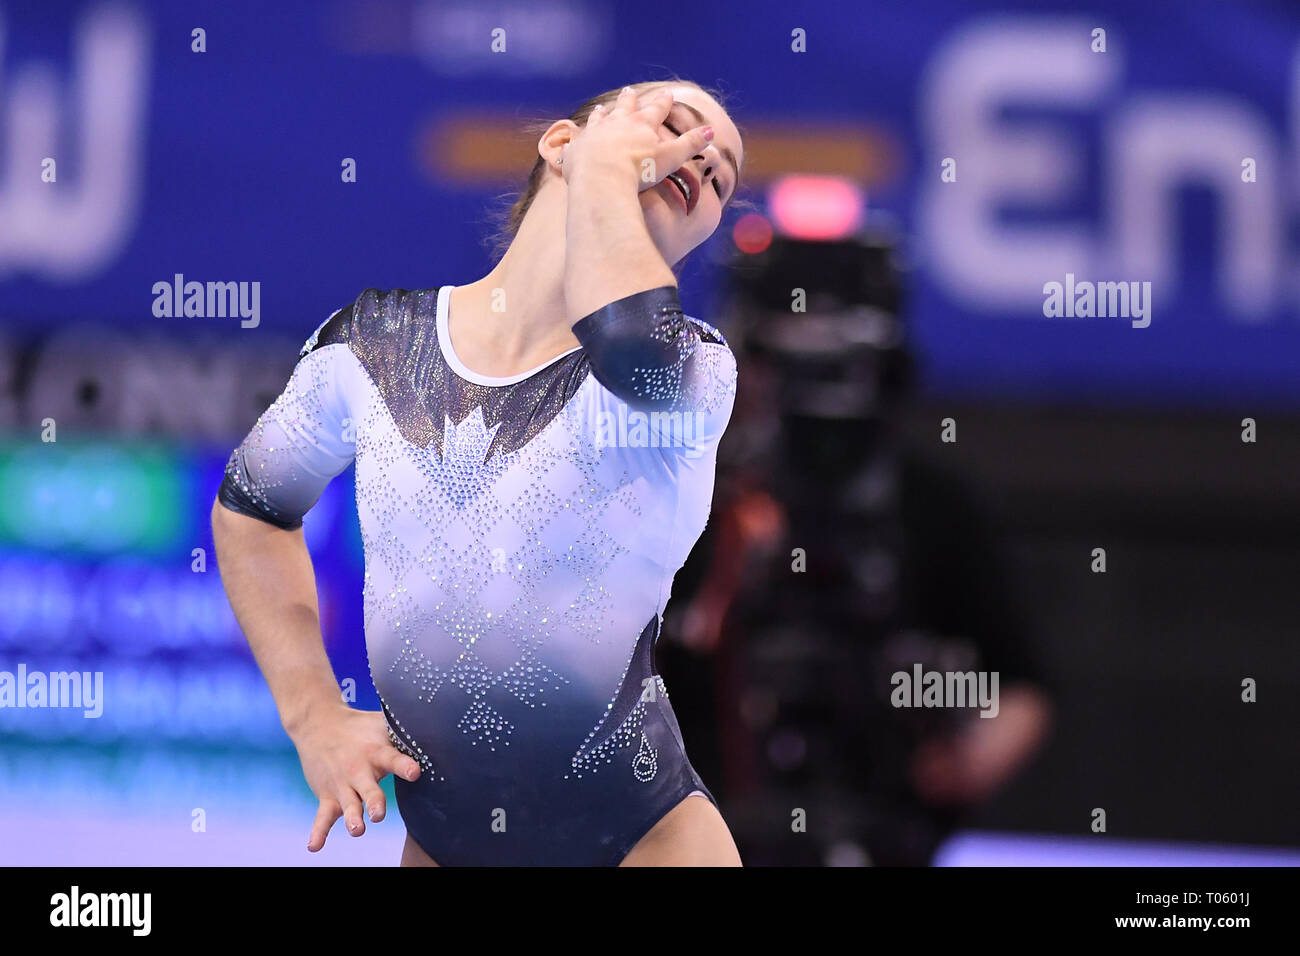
[212,79,746,866]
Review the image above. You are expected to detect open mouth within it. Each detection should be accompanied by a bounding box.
[663,169,697,215]
[661,178,689,214]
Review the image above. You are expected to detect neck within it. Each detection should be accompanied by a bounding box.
[451,186,579,371]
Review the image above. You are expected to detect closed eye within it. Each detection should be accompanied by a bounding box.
[664,120,727,199]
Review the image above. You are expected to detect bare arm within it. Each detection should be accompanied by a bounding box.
[562,85,711,322]
[561,88,733,426]
[563,161,676,323]
[212,498,421,851]
[210,499,342,740]
[210,326,423,851]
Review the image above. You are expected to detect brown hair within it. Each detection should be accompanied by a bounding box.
[480,75,754,276]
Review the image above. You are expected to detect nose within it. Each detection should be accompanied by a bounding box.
[690,147,721,192]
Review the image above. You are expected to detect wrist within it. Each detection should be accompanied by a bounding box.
[282,689,348,742]
[566,158,641,196]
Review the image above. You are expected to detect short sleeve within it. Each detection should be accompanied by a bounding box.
[572,285,739,456]
[664,334,737,453]
[216,306,361,530]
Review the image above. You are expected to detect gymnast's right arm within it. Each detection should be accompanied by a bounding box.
[210,309,420,851]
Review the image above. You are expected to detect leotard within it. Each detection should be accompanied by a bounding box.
[217,284,737,864]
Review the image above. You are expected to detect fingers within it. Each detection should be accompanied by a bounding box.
[359,779,387,824]
[583,86,639,127]
[604,86,667,119]
[339,787,367,837]
[616,84,642,112]
[387,748,421,783]
[654,123,714,183]
[303,712,424,853]
[589,87,712,185]
[306,769,412,852]
[342,760,400,834]
[632,89,711,173]
[308,798,342,852]
[344,747,417,832]
[617,86,677,125]
[639,87,675,121]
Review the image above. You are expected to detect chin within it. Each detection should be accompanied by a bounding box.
[640,204,702,263]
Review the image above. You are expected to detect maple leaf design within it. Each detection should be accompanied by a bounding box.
[438,406,503,474]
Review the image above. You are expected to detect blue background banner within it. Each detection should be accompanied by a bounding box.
[0,0,1295,406]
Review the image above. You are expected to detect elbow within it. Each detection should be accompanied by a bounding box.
[585,361,687,413]
[574,318,696,412]
[572,286,692,410]
[571,286,732,413]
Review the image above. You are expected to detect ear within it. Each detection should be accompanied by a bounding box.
[537,119,579,165]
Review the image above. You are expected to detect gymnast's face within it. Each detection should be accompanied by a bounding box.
[635,86,744,266]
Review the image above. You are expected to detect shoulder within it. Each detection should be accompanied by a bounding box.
[349,287,439,345]
[679,314,738,418]
[301,287,440,357]
[683,314,736,385]
[352,287,438,324]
